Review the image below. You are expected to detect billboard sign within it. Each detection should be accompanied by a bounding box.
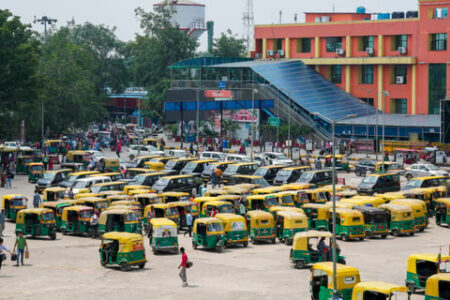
[204,90,232,100]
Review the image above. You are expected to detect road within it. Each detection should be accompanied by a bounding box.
[0,148,446,299]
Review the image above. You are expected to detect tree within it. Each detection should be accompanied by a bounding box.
[0,10,41,139]
[212,30,247,58]
[221,118,240,139]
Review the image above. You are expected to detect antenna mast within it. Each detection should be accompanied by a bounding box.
[243,0,255,52]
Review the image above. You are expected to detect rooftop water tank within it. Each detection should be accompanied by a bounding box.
[377,13,390,20]
[356,6,366,14]
[391,11,405,19]
[406,11,418,18]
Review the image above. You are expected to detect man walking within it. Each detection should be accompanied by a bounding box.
[13,230,28,266]
[184,212,193,237]
[0,210,5,237]
[0,238,12,270]
[90,212,99,239]
[178,247,188,287]
[33,191,42,208]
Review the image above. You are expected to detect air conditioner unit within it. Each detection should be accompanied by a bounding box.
[277,49,285,57]
[396,76,404,84]
[365,47,374,55]
[255,53,261,59]
[267,50,274,57]
[398,47,407,55]
[336,48,345,56]
[315,17,322,23]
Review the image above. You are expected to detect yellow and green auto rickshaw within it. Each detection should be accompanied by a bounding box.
[297,189,330,205]
[201,201,235,217]
[352,282,410,300]
[43,187,68,201]
[123,185,150,195]
[60,205,94,236]
[215,213,248,247]
[192,197,218,214]
[192,217,225,252]
[16,154,33,174]
[74,197,109,213]
[99,232,146,271]
[375,162,404,174]
[310,262,361,300]
[41,200,75,228]
[135,193,161,209]
[343,195,386,208]
[15,208,57,240]
[103,158,120,172]
[281,183,314,191]
[244,194,279,211]
[2,194,28,221]
[435,198,450,227]
[215,195,243,212]
[302,203,331,231]
[379,203,415,236]
[246,210,276,244]
[160,192,190,204]
[390,199,428,232]
[98,209,141,235]
[143,203,179,229]
[27,162,44,183]
[425,273,450,300]
[352,206,389,239]
[148,218,179,254]
[290,231,345,269]
[275,211,308,245]
[402,188,438,214]
[330,208,365,241]
[406,253,450,293]
[270,191,296,207]
[167,201,198,230]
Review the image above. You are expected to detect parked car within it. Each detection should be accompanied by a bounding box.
[168,149,189,158]
[404,163,448,180]
[199,151,226,161]
[127,145,164,160]
[261,152,294,166]
[225,154,251,163]
[354,160,376,176]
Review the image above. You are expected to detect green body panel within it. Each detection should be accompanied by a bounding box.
[415,217,428,229]
[193,233,224,249]
[6,209,20,221]
[225,230,248,243]
[278,228,307,240]
[250,227,275,240]
[100,249,146,266]
[151,236,178,251]
[16,223,55,237]
[98,222,141,234]
[424,296,440,300]
[61,220,92,234]
[16,164,28,174]
[28,173,42,183]
[315,287,353,300]
[55,216,62,229]
[390,220,415,233]
[364,223,389,236]
[308,219,329,231]
[336,224,365,238]
[292,249,345,264]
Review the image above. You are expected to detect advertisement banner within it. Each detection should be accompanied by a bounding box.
[231,109,258,122]
[204,90,232,99]
[306,140,313,151]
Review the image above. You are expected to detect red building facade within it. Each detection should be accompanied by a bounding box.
[253,0,450,115]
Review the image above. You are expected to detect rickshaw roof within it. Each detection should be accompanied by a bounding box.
[410,176,448,180]
[379,204,412,212]
[282,166,311,171]
[259,165,288,169]
[18,208,52,215]
[68,171,99,176]
[149,203,171,209]
[167,201,195,207]
[45,139,63,143]
[149,218,177,227]
[294,230,333,239]
[68,151,88,155]
[100,190,125,195]
[350,195,378,201]
[253,186,285,193]
[276,211,306,219]
[203,200,231,206]
[271,191,297,196]
[107,195,130,201]
[269,206,303,213]
[334,208,363,217]
[193,197,217,202]
[303,203,332,209]
[44,187,67,192]
[129,189,151,194]
[2,194,26,199]
[407,253,450,263]
[102,208,132,215]
[353,282,407,294]
[215,213,245,222]
[76,197,106,202]
[161,192,190,197]
[436,198,450,205]
[161,175,193,180]
[216,195,241,200]
[282,183,314,189]
[135,193,159,198]
[65,205,92,212]
[27,162,44,166]
[247,194,274,200]
[191,159,217,163]
[194,217,222,224]
[111,200,140,206]
[103,232,143,242]
[42,200,74,208]
[230,175,262,180]
[246,210,273,218]
[312,262,359,276]
[390,199,426,208]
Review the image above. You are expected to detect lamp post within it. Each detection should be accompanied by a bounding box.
[313,112,357,300]
[250,88,258,160]
[381,91,389,163]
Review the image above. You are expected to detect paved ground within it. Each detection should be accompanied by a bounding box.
[0,147,447,299]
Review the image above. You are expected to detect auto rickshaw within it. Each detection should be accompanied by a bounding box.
[215,213,248,247]
[148,218,179,254]
[324,155,350,172]
[352,282,410,300]
[41,200,74,228]
[270,191,296,207]
[192,197,218,214]
[1,194,27,221]
[143,203,179,228]
[290,231,345,269]
[167,201,198,230]
[303,203,331,231]
[135,193,161,209]
[298,189,330,205]
[16,154,33,174]
[192,218,225,252]
[379,204,415,236]
[246,210,276,244]
[406,253,450,293]
[244,194,279,211]
[160,192,190,204]
[215,195,243,212]
[144,161,167,171]
[43,187,68,201]
[343,195,386,208]
[74,197,109,213]
[15,208,57,240]
[275,211,308,244]
[375,162,404,174]
[310,262,361,300]
[98,209,141,235]
[425,273,450,300]
[435,198,450,227]
[352,206,389,239]
[390,199,428,232]
[27,162,44,183]
[330,208,365,241]
[374,191,406,203]
[281,183,314,191]
[394,148,420,165]
[104,158,120,172]
[201,201,235,217]
[60,205,94,236]
[99,232,146,271]
[401,188,437,214]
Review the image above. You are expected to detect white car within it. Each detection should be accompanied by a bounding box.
[404,163,449,180]
[199,151,226,161]
[262,152,294,166]
[127,145,164,160]
[168,149,189,158]
[86,150,104,162]
[225,154,252,163]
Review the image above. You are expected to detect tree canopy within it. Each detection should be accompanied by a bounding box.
[212,29,247,58]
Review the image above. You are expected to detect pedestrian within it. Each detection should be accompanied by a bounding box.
[0,238,13,270]
[178,247,188,287]
[0,210,5,237]
[191,186,197,198]
[43,154,49,170]
[184,212,193,237]
[214,167,223,188]
[90,212,99,239]
[115,141,121,158]
[48,157,53,170]
[189,143,194,155]
[67,188,74,199]
[89,157,96,171]
[200,183,207,197]
[13,230,28,267]
[33,191,42,208]
[314,157,322,170]
[6,167,13,188]
[0,170,6,188]
[239,199,246,215]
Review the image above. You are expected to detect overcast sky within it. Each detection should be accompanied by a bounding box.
[4,0,417,51]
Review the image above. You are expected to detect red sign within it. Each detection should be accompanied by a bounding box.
[231,109,257,122]
[204,90,232,99]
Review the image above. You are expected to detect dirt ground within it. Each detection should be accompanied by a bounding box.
[0,152,447,299]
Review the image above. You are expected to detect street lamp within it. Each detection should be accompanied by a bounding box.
[380,91,389,163]
[250,88,258,160]
[313,112,357,300]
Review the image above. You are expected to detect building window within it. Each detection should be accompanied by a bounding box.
[326,37,342,52]
[391,98,407,114]
[359,36,374,51]
[360,98,374,106]
[391,35,408,50]
[296,38,311,53]
[392,65,408,84]
[430,33,447,51]
[361,65,374,84]
[330,65,342,83]
[434,8,448,19]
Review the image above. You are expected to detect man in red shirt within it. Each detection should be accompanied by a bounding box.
[178,247,188,287]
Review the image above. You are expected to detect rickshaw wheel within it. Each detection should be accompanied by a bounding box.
[295,260,305,269]
[61,229,67,236]
[271,238,276,244]
[359,237,364,241]
[192,241,197,250]
[381,234,387,239]
[341,234,348,241]
[216,246,224,253]
[405,174,413,181]
[419,228,425,232]
[139,263,146,269]
[243,242,248,248]
[250,238,255,244]
[49,233,56,240]
[284,239,290,246]
[392,230,399,237]
[120,262,129,272]
[338,258,346,265]
[355,170,361,177]
[409,232,414,236]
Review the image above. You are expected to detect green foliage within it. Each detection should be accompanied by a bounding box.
[260,123,312,141]
[221,118,240,139]
[212,30,247,58]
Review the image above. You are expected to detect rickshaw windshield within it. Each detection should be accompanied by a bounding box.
[317,193,328,201]
[154,226,177,237]
[298,172,314,181]
[165,207,178,217]
[11,197,25,206]
[253,168,268,176]
[219,204,234,213]
[368,213,387,224]
[43,172,56,180]
[231,221,245,231]
[224,165,239,174]
[183,162,197,172]
[362,176,378,184]
[277,170,292,177]
[42,212,55,221]
[281,195,294,204]
[126,213,138,222]
[265,196,278,206]
[254,178,270,187]
[153,178,169,190]
[165,160,177,169]
[66,175,79,182]
[207,223,223,232]
[95,201,108,210]
[180,196,190,202]
[80,210,93,219]
[133,175,147,185]
[31,166,43,171]
[404,180,422,189]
